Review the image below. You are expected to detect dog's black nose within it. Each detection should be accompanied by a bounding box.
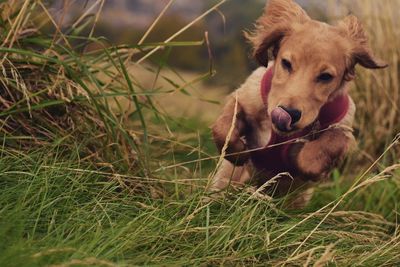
[279,106,302,125]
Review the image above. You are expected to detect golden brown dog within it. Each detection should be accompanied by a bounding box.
[210,0,387,205]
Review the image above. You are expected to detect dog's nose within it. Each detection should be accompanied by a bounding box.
[279,106,302,125]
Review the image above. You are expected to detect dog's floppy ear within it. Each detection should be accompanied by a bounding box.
[245,0,309,67]
[339,15,388,72]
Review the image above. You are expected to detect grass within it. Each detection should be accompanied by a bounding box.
[1,145,399,266]
[0,0,399,266]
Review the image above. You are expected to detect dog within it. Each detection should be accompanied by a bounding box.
[210,0,387,205]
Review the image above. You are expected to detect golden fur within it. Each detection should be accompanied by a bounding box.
[210,0,387,206]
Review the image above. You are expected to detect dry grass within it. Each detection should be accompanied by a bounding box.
[333,0,400,161]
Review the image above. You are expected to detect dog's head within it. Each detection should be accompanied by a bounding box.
[246,0,387,134]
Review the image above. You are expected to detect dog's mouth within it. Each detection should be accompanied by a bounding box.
[270,106,315,135]
[270,106,300,135]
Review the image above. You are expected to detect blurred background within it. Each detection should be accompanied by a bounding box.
[49,0,335,88]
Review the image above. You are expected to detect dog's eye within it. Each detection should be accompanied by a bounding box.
[281,59,292,72]
[317,73,334,83]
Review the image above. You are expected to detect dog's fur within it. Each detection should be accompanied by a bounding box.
[210,0,387,204]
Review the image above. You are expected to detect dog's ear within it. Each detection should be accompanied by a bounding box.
[245,0,309,67]
[339,15,388,73]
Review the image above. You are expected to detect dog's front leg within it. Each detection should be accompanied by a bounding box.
[212,95,250,165]
[294,128,355,180]
[210,95,252,192]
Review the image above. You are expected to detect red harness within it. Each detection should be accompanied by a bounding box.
[251,67,350,176]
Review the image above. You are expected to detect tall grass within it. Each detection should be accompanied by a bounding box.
[0,0,219,188]
[1,145,399,266]
[0,0,399,266]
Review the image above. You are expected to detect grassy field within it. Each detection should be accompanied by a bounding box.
[0,0,399,266]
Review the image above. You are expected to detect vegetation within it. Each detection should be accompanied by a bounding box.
[92,0,265,88]
[0,0,399,266]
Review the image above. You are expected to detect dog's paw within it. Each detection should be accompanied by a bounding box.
[295,143,336,179]
[224,138,249,165]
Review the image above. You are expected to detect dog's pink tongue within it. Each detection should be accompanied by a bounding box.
[271,107,292,131]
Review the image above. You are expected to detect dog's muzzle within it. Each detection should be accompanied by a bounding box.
[271,106,302,132]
